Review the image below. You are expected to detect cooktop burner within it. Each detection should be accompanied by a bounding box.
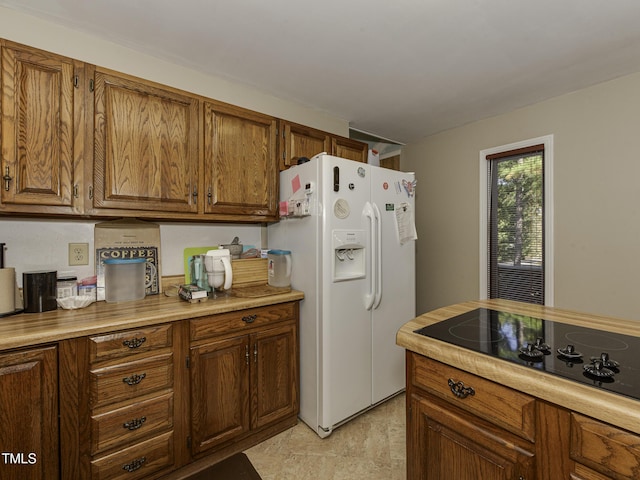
[414,308,640,401]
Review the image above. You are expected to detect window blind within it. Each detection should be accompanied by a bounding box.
[488,144,544,304]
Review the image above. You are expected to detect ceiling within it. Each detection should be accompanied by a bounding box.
[3,0,640,144]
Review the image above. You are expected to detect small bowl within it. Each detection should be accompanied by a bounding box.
[57,295,95,310]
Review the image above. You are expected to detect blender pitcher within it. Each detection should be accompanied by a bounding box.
[204,249,233,296]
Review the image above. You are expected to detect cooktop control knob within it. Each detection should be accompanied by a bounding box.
[584,359,615,378]
[557,344,583,359]
[519,343,544,360]
[533,337,551,352]
[591,352,620,370]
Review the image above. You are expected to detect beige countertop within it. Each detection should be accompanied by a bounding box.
[397,298,640,435]
[0,288,304,351]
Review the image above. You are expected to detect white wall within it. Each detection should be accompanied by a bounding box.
[0,218,261,287]
[0,7,350,287]
[0,7,349,136]
[403,71,640,321]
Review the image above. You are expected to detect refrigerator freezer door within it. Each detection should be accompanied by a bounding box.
[319,156,372,433]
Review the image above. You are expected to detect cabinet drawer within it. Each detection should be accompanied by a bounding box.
[570,412,640,479]
[90,353,173,408]
[411,355,535,441]
[91,392,174,455]
[190,302,296,341]
[91,430,174,480]
[89,324,173,364]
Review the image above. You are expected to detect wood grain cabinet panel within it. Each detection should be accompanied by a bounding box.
[252,322,299,429]
[278,120,331,170]
[89,352,174,409]
[0,39,367,221]
[331,135,367,163]
[78,323,184,480]
[190,302,297,340]
[0,346,59,480]
[1,40,83,214]
[411,355,536,441]
[89,324,173,363]
[277,119,368,171]
[92,67,199,214]
[203,100,278,219]
[190,334,251,454]
[409,392,535,480]
[90,392,174,455]
[406,349,640,480]
[571,464,617,480]
[90,430,174,480]
[189,302,299,457]
[570,412,640,480]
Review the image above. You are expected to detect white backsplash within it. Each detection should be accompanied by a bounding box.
[0,218,263,287]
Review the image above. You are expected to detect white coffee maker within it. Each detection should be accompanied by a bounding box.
[204,249,233,296]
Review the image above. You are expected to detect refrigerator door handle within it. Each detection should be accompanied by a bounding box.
[372,202,383,309]
[363,201,376,310]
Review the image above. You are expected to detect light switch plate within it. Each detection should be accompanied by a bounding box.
[69,243,89,266]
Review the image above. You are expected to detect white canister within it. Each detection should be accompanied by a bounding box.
[267,250,292,288]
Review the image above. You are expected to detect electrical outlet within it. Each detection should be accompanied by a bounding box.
[69,243,89,266]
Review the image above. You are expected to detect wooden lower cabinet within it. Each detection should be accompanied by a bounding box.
[409,393,535,479]
[75,323,185,480]
[569,413,640,480]
[2,301,299,479]
[0,345,58,480]
[190,335,251,453]
[189,303,299,457]
[407,352,640,480]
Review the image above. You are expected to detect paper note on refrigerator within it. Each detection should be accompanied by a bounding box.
[395,202,417,245]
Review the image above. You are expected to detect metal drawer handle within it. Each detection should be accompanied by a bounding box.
[242,314,257,324]
[122,456,146,472]
[448,378,475,399]
[122,373,146,386]
[123,416,147,431]
[123,336,146,349]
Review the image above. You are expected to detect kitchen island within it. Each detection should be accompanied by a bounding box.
[0,288,303,480]
[397,299,640,480]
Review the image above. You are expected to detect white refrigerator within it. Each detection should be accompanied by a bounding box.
[268,153,416,437]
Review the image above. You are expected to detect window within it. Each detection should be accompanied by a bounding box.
[480,136,554,306]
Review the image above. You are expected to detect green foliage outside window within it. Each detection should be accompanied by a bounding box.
[496,154,543,266]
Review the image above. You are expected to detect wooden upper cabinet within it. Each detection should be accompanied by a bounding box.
[278,120,331,170]
[278,120,368,171]
[332,136,367,163]
[91,67,199,214]
[203,100,278,219]
[0,41,83,213]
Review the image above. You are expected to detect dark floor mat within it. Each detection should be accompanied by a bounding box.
[188,453,262,480]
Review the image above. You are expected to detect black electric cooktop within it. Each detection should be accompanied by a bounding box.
[414,308,640,401]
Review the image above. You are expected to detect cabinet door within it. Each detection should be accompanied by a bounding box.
[408,393,535,480]
[278,121,330,170]
[331,136,367,162]
[1,41,81,213]
[203,101,278,219]
[189,335,250,455]
[92,68,199,214]
[251,322,298,429]
[0,346,58,480]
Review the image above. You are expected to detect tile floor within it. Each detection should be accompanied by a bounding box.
[245,393,406,480]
